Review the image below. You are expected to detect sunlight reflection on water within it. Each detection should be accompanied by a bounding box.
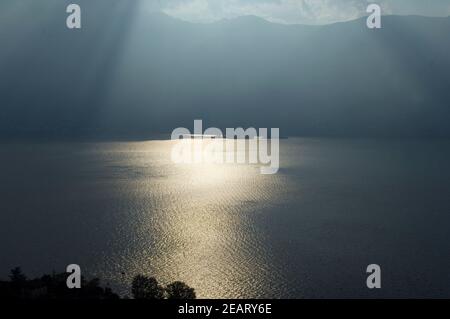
[92,140,290,298]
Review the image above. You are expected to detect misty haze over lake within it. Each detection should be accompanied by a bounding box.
[1,1,450,138]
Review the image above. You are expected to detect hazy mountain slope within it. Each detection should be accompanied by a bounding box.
[0,0,449,138]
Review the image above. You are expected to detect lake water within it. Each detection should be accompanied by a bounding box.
[1,138,450,298]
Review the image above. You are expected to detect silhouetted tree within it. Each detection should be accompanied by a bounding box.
[0,268,119,299]
[9,267,27,283]
[165,281,196,299]
[1,268,197,300]
[131,275,164,299]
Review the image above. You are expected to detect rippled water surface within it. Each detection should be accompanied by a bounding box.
[1,138,450,298]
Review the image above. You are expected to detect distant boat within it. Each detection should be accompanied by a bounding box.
[180,134,288,139]
[181,134,220,139]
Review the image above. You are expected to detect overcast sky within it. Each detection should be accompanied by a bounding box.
[146,0,450,24]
